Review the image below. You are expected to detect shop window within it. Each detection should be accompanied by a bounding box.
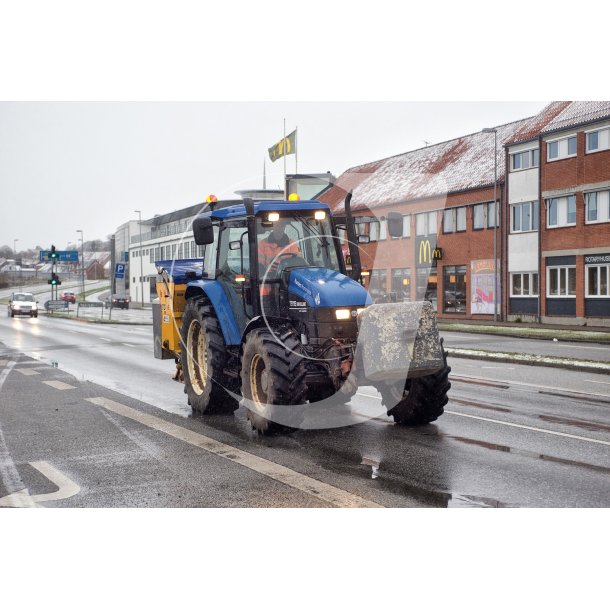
[443,265,467,313]
[368,269,387,302]
[547,266,576,297]
[391,268,411,301]
[586,265,610,297]
[416,268,438,311]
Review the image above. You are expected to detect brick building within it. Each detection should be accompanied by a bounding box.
[537,102,610,326]
[319,118,531,320]
[320,101,610,326]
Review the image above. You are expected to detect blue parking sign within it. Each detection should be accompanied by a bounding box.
[115,263,125,279]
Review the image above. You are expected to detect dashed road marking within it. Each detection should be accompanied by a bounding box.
[86,397,382,508]
[100,337,111,342]
[121,343,136,347]
[42,380,76,390]
[15,368,39,376]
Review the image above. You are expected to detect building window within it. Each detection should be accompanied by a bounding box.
[585,190,610,224]
[586,128,610,153]
[547,195,576,228]
[443,207,466,233]
[510,272,539,296]
[391,268,411,301]
[510,148,540,171]
[443,265,467,313]
[511,201,539,233]
[416,268,438,310]
[547,266,576,297]
[547,135,577,161]
[473,202,497,230]
[416,211,438,236]
[368,269,387,302]
[402,215,411,238]
[586,265,610,297]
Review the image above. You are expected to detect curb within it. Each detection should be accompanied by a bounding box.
[43,313,152,326]
[438,324,610,345]
[446,348,610,375]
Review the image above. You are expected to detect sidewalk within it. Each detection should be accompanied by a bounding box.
[439,319,610,374]
[438,319,610,344]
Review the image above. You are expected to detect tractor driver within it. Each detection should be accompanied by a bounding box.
[258,218,301,274]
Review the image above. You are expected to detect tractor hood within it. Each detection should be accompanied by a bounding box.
[287,268,372,308]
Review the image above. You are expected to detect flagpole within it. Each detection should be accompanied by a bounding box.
[295,126,298,174]
[283,118,286,195]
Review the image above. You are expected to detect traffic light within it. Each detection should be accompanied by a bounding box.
[50,245,58,260]
[48,273,61,286]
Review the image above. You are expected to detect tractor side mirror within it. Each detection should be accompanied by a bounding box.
[193,216,214,245]
[387,212,403,238]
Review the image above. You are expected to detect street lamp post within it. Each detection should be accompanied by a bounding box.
[77,230,85,302]
[483,127,499,322]
[134,210,144,308]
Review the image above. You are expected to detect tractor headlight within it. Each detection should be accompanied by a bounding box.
[356,308,365,316]
[268,212,280,222]
[314,211,326,220]
[335,308,350,320]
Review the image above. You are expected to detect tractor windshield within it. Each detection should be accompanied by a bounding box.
[256,214,341,278]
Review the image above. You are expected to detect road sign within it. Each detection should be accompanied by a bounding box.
[78,302,104,308]
[115,263,125,279]
[45,300,68,311]
[39,250,79,263]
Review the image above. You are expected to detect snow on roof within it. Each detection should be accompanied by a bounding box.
[541,101,610,134]
[506,101,571,145]
[320,118,531,212]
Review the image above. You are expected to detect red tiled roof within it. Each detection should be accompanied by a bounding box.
[505,101,571,145]
[540,101,610,133]
[320,118,530,213]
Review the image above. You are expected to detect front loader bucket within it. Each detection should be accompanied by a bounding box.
[357,301,444,381]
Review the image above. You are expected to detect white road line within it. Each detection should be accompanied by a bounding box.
[451,373,610,400]
[100,337,111,342]
[121,343,135,347]
[42,380,76,390]
[445,410,610,446]
[482,366,515,370]
[15,368,39,376]
[585,379,610,386]
[29,461,80,503]
[87,397,381,508]
[0,361,36,508]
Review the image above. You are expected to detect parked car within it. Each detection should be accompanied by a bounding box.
[61,291,76,303]
[8,292,38,318]
[111,295,130,309]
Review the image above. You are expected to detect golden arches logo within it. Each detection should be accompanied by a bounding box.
[419,239,432,264]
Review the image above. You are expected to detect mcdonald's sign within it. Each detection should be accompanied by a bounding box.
[416,238,442,267]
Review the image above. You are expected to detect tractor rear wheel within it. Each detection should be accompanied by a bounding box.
[241,328,307,434]
[380,341,451,425]
[181,299,238,415]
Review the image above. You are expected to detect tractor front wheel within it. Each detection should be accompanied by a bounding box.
[241,328,307,434]
[379,342,451,425]
[181,299,238,415]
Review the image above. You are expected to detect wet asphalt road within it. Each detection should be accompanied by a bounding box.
[1,314,609,508]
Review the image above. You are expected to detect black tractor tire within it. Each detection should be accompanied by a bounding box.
[180,298,239,415]
[241,327,308,434]
[380,342,451,426]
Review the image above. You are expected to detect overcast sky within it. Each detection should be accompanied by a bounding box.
[0,101,547,252]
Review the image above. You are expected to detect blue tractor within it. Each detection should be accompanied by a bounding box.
[153,194,450,434]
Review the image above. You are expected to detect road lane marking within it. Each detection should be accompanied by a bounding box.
[444,410,610,446]
[29,461,80,503]
[121,343,136,347]
[585,379,610,386]
[100,337,111,342]
[15,368,40,376]
[86,397,381,508]
[0,360,36,507]
[451,373,610,400]
[0,461,81,507]
[42,380,76,390]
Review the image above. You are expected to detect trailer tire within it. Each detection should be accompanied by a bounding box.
[380,342,451,426]
[181,299,238,415]
[241,327,307,434]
